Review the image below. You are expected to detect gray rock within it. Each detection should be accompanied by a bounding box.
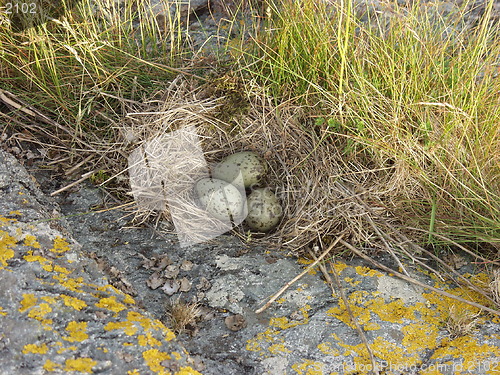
[0,149,201,375]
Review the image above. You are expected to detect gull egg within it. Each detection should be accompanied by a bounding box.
[244,188,283,232]
[212,151,267,189]
[195,178,245,222]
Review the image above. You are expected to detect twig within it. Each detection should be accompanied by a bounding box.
[255,233,345,314]
[329,260,379,375]
[50,170,96,196]
[342,239,500,316]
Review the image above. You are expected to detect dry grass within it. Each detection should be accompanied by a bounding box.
[165,297,201,335]
[489,269,500,308]
[445,304,481,338]
[119,77,427,255]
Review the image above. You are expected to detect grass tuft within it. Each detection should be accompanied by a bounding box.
[238,0,500,248]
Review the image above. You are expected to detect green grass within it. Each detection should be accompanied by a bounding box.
[0,0,189,143]
[237,0,500,247]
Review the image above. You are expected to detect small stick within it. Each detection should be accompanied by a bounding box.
[342,239,500,316]
[255,233,344,314]
[50,170,96,196]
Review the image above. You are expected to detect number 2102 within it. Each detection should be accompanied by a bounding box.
[5,2,37,14]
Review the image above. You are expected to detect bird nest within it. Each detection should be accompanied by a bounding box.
[120,76,420,255]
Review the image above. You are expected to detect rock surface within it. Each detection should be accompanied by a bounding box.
[0,149,201,375]
[1,147,497,375]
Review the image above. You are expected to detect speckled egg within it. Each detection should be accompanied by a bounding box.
[244,188,283,232]
[195,178,245,222]
[212,151,267,189]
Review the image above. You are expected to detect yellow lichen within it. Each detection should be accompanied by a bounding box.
[246,328,279,354]
[317,342,340,356]
[368,298,415,323]
[269,316,303,330]
[22,343,48,354]
[27,303,52,320]
[64,357,97,373]
[60,295,87,311]
[0,216,16,225]
[402,323,439,352]
[0,229,16,267]
[19,293,37,312]
[430,335,500,365]
[41,296,57,305]
[127,370,140,375]
[364,322,381,330]
[344,277,362,287]
[142,348,170,374]
[23,234,40,248]
[127,311,175,341]
[95,296,126,314]
[50,237,70,254]
[370,336,420,367]
[24,252,50,267]
[326,300,371,329]
[57,345,77,354]
[52,274,84,293]
[355,266,383,277]
[138,332,162,347]
[0,306,7,316]
[171,351,182,360]
[63,321,89,342]
[123,294,135,305]
[43,359,62,371]
[104,320,138,336]
[291,359,325,375]
[332,262,348,274]
[268,343,291,354]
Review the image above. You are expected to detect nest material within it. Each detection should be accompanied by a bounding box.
[123,78,414,255]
